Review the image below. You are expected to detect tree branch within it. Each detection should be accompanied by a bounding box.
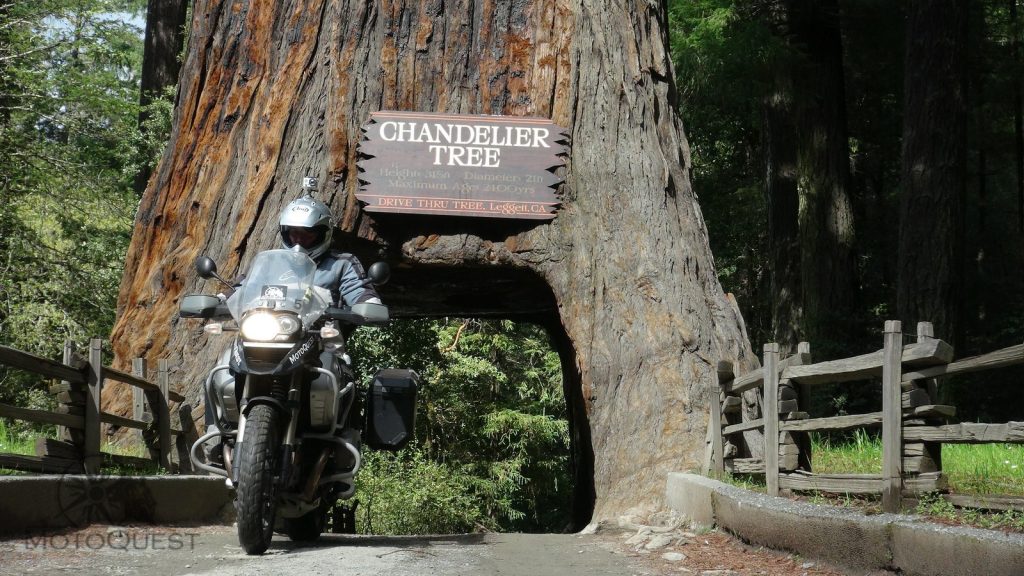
[443,320,472,353]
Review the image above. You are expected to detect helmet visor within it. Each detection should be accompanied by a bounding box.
[282,225,326,249]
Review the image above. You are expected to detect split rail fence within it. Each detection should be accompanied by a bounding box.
[707,320,1024,513]
[0,339,201,475]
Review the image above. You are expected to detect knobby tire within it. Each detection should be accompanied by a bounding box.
[236,404,280,555]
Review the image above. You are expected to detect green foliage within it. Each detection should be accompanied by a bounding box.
[0,418,37,456]
[672,0,1024,424]
[0,3,160,416]
[349,319,571,534]
[668,1,776,341]
[356,449,493,534]
[915,491,1024,532]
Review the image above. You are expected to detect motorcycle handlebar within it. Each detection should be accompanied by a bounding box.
[326,303,390,325]
[325,307,367,324]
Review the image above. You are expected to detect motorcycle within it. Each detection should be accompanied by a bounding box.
[180,248,418,554]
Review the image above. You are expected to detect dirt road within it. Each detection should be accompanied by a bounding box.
[0,525,641,576]
[0,524,856,576]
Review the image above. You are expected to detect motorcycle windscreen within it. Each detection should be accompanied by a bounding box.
[226,249,330,324]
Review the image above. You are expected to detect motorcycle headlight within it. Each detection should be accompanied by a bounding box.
[241,312,300,341]
[277,315,300,335]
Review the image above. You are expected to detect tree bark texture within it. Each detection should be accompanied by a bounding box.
[108,0,753,522]
[788,0,858,355]
[898,0,966,344]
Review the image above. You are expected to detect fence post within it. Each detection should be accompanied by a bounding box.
[764,343,780,497]
[791,341,812,470]
[916,322,938,400]
[57,340,74,442]
[776,342,810,472]
[882,320,904,512]
[85,338,103,475]
[132,358,147,446]
[156,359,172,471]
[710,369,724,476]
[904,322,943,479]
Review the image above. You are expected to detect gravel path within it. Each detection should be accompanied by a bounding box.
[0,523,863,576]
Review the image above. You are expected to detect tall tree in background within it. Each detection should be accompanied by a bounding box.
[898,0,967,344]
[760,1,801,353]
[670,1,1024,421]
[788,0,858,354]
[1013,0,1024,232]
[134,0,189,195]
[724,0,858,356]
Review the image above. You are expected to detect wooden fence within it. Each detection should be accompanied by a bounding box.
[707,320,1024,513]
[0,339,201,475]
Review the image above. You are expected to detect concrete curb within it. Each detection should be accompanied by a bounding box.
[666,472,1024,576]
[0,475,233,536]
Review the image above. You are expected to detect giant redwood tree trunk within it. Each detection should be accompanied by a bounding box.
[762,2,801,355]
[788,0,858,355]
[897,0,966,345]
[108,0,754,523]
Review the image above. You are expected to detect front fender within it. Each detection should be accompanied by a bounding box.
[241,396,288,418]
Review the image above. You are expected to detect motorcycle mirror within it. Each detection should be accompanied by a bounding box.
[195,256,218,279]
[194,255,232,288]
[367,262,390,286]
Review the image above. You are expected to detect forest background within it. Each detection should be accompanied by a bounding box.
[0,0,1021,533]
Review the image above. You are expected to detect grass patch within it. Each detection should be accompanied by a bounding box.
[717,472,765,492]
[810,431,1023,496]
[943,443,1024,497]
[0,419,164,475]
[712,431,1024,532]
[915,491,1024,532]
[810,429,881,474]
[0,418,37,456]
[102,440,148,459]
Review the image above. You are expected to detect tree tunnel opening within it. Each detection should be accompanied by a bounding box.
[345,264,594,532]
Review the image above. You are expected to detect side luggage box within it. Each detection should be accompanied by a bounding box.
[365,369,419,450]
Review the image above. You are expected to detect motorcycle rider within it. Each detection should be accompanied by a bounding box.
[204,194,380,462]
[278,195,382,307]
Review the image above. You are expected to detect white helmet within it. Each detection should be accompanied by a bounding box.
[279,196,334,260]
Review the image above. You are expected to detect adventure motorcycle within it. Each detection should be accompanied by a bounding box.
[180,248,418,554]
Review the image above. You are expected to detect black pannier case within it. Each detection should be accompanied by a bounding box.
[365,369,419,450]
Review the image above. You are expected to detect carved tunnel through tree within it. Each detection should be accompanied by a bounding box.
[360,262,595,529]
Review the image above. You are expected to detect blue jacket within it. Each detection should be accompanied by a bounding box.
[314,251,381,306]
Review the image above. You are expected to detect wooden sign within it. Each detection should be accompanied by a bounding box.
[357,111,568,219]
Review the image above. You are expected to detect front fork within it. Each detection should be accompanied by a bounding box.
[279,386,302,488]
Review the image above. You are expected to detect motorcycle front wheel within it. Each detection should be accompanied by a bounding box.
[235,404,280,555]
